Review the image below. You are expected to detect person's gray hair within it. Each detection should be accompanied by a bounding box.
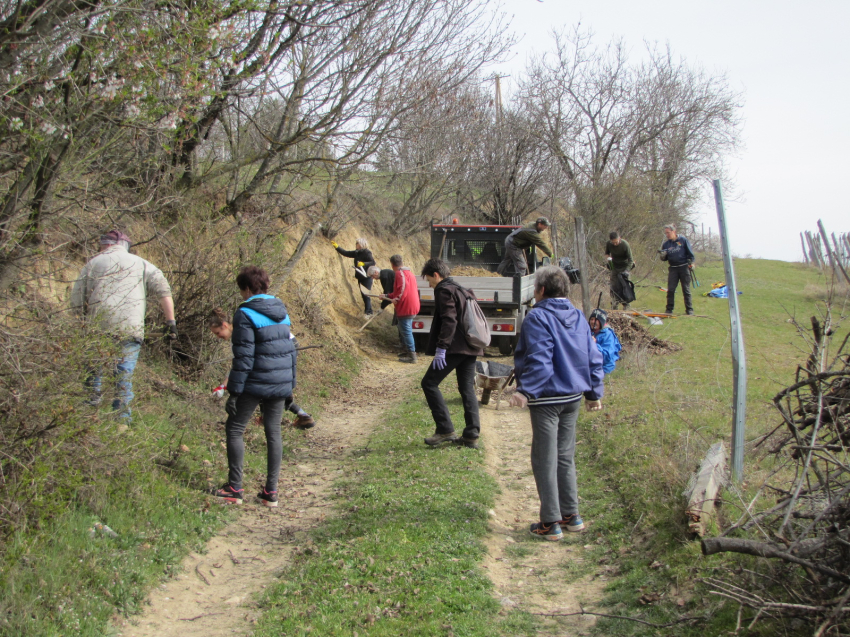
[389,254,403,267]
[534,265,570,298]
[356,237,369,249]
[663,224,676,232]
[366,265,380,277]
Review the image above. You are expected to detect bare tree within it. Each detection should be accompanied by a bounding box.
[190,0,512,221]
[519,26,741,240]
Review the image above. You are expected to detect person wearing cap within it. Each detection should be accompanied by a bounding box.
[496,217,553,277]
[71,230,176,421]
[659,224,696,315]
[605,232,635,311]
[588,309,622,375]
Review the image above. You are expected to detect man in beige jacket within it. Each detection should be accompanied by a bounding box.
[71,230,176,421]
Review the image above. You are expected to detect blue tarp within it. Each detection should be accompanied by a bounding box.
[707,286,742,298]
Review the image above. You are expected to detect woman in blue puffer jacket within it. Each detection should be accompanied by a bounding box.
[213,266,296,508]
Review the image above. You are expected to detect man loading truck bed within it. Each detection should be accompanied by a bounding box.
[496,216,553,277]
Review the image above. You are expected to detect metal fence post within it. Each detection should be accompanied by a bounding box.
[713,180,746,482]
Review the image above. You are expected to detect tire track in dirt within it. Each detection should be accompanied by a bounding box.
[114,356,414,637]
[477,366,607,637]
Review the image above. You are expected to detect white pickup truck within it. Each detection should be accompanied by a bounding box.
[411,222,543,355]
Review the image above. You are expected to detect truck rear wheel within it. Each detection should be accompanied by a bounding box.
[497,335,514,356]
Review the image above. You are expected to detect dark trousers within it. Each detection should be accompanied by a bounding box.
[357,273,373,314]
[666,266,693,314]
[420,354,480,439]
[226,394,285,491]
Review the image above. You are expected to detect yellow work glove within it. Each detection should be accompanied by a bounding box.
[331,241,339,249]
[357,261,364,267]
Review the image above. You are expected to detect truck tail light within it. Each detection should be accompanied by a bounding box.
[492,324,515,332]
[413,321,424,329]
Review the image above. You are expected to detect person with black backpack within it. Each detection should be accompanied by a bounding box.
[419,258,484,449]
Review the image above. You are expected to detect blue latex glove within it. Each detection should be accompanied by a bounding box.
[432,348,447,370]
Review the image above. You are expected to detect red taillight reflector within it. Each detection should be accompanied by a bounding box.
[413,321,424,329]
[494,324,514,332]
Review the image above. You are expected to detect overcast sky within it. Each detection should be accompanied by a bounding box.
[493,0,849,261]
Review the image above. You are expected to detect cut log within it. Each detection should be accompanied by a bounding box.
[686,441,727,536]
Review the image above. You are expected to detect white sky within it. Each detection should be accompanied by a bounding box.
[493,0,850,261]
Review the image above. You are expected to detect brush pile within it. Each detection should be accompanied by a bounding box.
[701,316,850,633]
[606,313,682,355]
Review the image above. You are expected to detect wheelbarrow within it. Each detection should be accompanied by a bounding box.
[475,361,515,409]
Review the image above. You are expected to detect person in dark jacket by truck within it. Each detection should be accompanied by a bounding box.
[213,266,297,508]
[659,224,696,315]
[420,258,483,449]
[332,237,377,317]
[496,217,553,277]
[509,266,604,541]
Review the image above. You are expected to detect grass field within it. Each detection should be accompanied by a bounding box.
[576,256,848,635]
[1,257,843,636]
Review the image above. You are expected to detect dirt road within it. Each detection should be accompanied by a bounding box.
[114,354,604,636]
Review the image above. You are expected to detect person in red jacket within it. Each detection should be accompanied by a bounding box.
[379,254,421,363]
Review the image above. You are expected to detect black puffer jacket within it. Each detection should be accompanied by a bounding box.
[227,295,296,398]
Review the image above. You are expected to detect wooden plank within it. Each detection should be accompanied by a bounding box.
[686,441,728,537]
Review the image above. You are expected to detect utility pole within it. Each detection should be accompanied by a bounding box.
[493,73,504,127]
[713,180,746,483]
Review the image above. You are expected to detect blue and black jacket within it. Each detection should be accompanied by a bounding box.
[227,294,296,399]
[514,297,604,405]
[660,236,695,267]
[594,327,622,375]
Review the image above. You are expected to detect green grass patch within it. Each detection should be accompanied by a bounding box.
[575,258,847,635]
[0,339,363,637]
[255,385,536,637]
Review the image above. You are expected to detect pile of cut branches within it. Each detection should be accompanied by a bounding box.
[702,314,850,634]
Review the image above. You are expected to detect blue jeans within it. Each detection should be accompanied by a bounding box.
[529,401,581,523]
[397,316,415,352]
[88,340,142,420]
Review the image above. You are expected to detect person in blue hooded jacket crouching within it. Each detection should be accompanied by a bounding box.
[589,308,622,375]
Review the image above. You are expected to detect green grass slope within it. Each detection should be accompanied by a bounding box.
[577,257,847,635]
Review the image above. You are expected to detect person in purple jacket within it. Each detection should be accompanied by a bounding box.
[509,266,605,541]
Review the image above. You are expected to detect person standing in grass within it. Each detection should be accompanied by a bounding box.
[509,266,604,541]
[659,224,696,315]
[212,267,297,507]
[331,237,376,317]
[420,258,483,449]
[208,307,314,429]
[71,230,177,423]
[378,254,421,364]
[605,231,635,310]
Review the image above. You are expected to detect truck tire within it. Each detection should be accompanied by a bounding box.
[497,335,514,356]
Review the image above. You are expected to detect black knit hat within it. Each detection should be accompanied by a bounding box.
[589,308,608,329]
